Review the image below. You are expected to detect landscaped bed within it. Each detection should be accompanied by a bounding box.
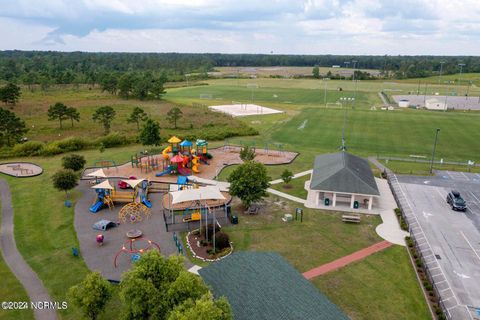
[186,227,233,262]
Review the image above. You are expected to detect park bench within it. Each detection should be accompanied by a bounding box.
[342,214,361,223]
[244,205,260,215]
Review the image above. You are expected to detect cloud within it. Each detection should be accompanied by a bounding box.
[0,0,480,54]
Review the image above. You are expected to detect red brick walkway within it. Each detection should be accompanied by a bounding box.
[303,240,393,280]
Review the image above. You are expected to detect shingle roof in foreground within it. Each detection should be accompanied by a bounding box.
[198,252,349,320]
[310,152,379,196]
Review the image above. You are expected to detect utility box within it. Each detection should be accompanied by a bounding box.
[231,215,238,225]
[354,201,359,209]
[324,198,330,206]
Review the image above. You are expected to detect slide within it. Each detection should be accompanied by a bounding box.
[156,165,173,177]
[141,194,152,208]
[162,146,172,160]
[177,166,191,176]
[89,201,104,213]
[192,156,200,173]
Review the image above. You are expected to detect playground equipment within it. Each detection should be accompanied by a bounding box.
[90,180,114,213]
[162,145,172,160]
[113,237,160,267]
[192,156,200,173]
[92,220,117,231]
[196,139,209,164]
[118,176,137,189]
[118,202,151,223]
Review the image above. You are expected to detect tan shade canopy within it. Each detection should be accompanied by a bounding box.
[91,180,113,190]
[168,136,182,144]
[86,168,107,178]
[121,178,145,188]
[170,186,225,204]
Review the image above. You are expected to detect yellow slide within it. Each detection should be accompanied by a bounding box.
[192,156,200,173]
[162,145,172,160]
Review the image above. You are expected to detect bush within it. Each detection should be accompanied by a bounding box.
[214,232,230,251]
[40,143,63,156]
[200,224,221,240]
[57,137,88,152]
[12,141,44,156]
[96,132,130,148]
[394,208,402,215]
[62,154,86,171]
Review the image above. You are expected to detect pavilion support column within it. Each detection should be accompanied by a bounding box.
[368,196,373,210]
[332,193,337,207]
[350,194,355,208]
[315,192,320,206]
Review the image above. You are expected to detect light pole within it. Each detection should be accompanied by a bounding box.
[352,60,358,81]
[429,128,440,174]
[438,61,445,85]
[458,63,465,86]
[353,80,358,109]
[323,78,330,107]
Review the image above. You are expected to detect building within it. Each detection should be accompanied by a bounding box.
[307,152,380,210]
[199,252,349,320]
[398,99,409,107]
[425,98,447,110]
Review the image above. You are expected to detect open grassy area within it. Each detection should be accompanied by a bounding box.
[270,174,310,199]
[13,87,255,143]
[313,246,431,320]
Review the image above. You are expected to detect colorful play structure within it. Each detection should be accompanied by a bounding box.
[113,237,160,268]
[88,170,152,214]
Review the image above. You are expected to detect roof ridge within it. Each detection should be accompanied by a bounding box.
[344,166,379,195]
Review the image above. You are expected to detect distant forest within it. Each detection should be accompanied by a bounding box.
[1,51,480,85]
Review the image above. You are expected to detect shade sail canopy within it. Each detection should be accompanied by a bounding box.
[121,178,145,188]
[91,180,113,190]
[168,136,182,143]
[170,155,185,163]
[180,140,193,147]
[86,168,107,178]
[170,186,225,204]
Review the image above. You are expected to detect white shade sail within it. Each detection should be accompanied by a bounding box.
[170,186,225,204]
[86,168,107,178]
[121,178,145,189]
[91,180,114,190]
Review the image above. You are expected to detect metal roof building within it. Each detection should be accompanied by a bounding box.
[199,252,349,320]
[307,152,379,210]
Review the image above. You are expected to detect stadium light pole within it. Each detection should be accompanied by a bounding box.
[457,63,465,86]
[353,80,358,109]
[438,61,445,85]
[430,128,440,174]
[352,60,358,81]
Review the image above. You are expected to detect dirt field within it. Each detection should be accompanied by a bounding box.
[0,162,43,177]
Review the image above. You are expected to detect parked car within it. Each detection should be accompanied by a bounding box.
[446,190,466,211]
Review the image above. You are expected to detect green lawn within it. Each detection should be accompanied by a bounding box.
[381,159,480,175]
[270,174,310,199]
[313,246,431,320]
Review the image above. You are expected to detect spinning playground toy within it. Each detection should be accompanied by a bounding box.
[113,236,160,267]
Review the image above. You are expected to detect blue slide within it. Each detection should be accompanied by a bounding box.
[156,165,173,177]
[89,201,104,213]
[141,194,152,208]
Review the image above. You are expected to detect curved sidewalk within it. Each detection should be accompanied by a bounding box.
[0,179,58,320]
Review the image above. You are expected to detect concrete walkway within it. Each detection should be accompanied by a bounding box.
[266,188,306,204]
[303,240,393,280]
[0,179,58,320]
[270,169,312,185]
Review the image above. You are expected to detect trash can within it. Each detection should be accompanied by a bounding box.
[324,198,330,206]
[231,215,238,225]
[354,201,359,209]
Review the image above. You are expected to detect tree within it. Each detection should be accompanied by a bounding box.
[127,107,148,130]
[239,146,256,161]
[68,272,112,320]
[119,251,224,320]
[0,82,21,105]
[92,106,116,135]
[281,169,293,184]
[100,73,118,95]
[139,118,161,146]
[312,65,320,79]
[168,294,232,320]
[166,107,183,129]
[150,77,166,99]
[0,108,28,147]
[51,169,78,198]
[62,154,86,171]
[48,102,69,129]
[66,107,80,127]
[118,73,134,99]
[227,161,270,208]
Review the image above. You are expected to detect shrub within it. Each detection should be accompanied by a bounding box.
[62,154,86,171]
[200,224,221,240]
[96,132,130,148]
[394,208,402,215]
[214,232,230,251]
[205,152,213,159]
[12,141,44,156]
[57,137,88,152]
[40,143,63,156]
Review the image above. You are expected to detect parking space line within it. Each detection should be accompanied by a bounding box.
[460,172,469,180]
[468,191,480,203]
[460,231,480,263]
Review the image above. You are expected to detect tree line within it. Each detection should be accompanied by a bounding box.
[2,51,480,84]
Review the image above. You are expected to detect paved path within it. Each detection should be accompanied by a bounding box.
[266,188,306,204]
[0,179,58,320]
[270,169,312,185]
[303,240,393,280]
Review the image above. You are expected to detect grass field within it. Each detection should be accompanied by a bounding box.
[313,246,431,320]
[213,66,381,77]
[13,87,254,143]
[270,174,310,199]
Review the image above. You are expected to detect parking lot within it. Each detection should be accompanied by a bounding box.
[398,171,480,319]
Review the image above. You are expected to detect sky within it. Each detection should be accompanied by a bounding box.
[0,0,479,55]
